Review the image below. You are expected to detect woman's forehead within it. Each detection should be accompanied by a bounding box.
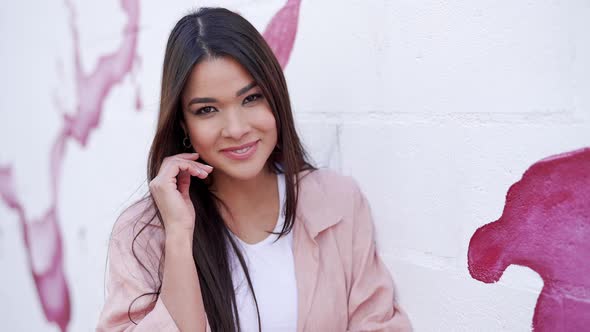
[184,56,255,98]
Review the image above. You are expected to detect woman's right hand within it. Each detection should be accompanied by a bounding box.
[148,152,213,235]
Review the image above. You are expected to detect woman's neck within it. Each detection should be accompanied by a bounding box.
[210,166,278,219]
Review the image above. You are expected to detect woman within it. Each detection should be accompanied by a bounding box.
[97,7,411,332]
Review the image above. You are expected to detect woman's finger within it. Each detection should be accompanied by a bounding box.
[192,161,214,173]
[171,157,213,174]
[160,159,206,180]
[174,152,200,160]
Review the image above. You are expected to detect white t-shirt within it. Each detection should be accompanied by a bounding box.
[228,173,298,332]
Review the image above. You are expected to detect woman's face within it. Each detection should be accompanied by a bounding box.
[180,56,278,182]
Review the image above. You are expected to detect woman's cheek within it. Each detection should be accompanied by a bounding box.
[189,123,216,153]
[258,107,277,130]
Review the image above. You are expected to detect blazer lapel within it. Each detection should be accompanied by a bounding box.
[292,170,343,332]
[293,215,320,332]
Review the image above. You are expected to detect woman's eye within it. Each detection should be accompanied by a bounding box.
[194,106,216,115]
[243,93,263,105]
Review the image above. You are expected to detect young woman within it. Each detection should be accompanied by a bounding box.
[97,7,411,332]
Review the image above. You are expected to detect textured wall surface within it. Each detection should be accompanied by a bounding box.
[1,1,589,331]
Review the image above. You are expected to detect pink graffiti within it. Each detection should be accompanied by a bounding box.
[262,0,302,68]
[468,148,590,331]
[0,1,140,331]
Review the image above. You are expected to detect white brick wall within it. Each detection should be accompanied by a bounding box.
[1,1,588,331]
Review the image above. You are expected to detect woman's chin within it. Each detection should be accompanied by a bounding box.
[212,162,268,182]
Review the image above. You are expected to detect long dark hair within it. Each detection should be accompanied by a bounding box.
[126,7,314,331]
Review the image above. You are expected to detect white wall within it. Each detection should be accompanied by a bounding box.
[1,1,588,331]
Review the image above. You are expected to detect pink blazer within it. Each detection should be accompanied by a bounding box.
[96,169,412,331]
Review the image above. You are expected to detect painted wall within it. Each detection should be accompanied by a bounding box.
[1,1,589,331]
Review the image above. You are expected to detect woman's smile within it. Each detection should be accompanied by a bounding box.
[220,139,260,161]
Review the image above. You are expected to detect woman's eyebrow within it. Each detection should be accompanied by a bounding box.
[187,82,258,106]
[188,97,217,106]
[236,82,257,96]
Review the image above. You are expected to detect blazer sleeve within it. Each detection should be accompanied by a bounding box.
[346,183,412,332]
[96,205,180,332]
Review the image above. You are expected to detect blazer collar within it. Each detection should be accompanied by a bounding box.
[295,169,343,238]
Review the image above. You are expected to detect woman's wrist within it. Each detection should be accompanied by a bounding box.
[165,227,194,252]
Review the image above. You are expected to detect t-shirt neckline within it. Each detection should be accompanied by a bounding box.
[232,172,286,248]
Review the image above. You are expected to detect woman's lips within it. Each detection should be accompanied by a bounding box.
[220,140,259,160]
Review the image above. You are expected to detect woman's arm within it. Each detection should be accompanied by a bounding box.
[347,182,412,332]
[96,203,209,332]
[96,212,179,331]
[136,152,212,331]
[160,229,207,332]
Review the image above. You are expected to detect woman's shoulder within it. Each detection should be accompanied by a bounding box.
[110,196,165,245]
[297,168,365,224]
[298,168,362,199]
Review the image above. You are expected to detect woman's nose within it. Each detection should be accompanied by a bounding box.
[221,109,251,139]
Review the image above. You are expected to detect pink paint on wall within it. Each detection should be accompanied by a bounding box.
[0,167,71,332]
[0,1,140,330]
[468,148,590,331]
[262,0,302,68]
[64,0,140,146]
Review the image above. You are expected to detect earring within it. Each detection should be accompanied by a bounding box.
[182,134,192,149]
